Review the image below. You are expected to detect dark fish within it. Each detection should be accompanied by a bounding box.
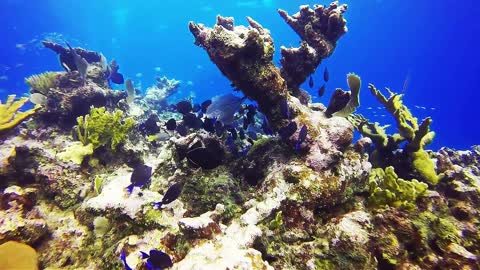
[280,98,290,119]
[140,250,173,270]
[110,72,124,84]
[176,124,188,136]
[239,129,246,140]
[247,138,255,145]
[165,119,176,131]
[308,76,314,88]
[247,131,258,140]
[176,100,192,114]
[197,111,204,119]
[139,114,160,135]
[215,121,224,137]
[154,183,183,209]
[243,117,250,130]
[203,117,216,133]
[201,99,212,113]
[192,103,201,112]
[225,135,238,155]
[324,67,329,82]
[120,250,133,270]
[261,115,273,135]
[278,122,297,141]
[229,128,238,140]
[318,84,326,97]
[186,147,223,169]
[296,125,308,152]
[126,164,152,193]
[183,113,203,129]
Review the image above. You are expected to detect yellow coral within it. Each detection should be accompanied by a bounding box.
[0,241,38,270]
[0,95,40,134]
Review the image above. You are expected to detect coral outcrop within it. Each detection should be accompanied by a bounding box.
[0,1,478,270]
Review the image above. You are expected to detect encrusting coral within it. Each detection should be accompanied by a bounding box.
[76,106,135,150]
[367,166,428,210]
[0,95,40,135]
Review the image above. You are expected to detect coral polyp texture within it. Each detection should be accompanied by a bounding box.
[0,1,478,270]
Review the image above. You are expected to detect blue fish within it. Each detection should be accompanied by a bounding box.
[280,98,290,119]
[324,67,329,82]
[153,183,183,209]
[261,115,273,135]
[110,72,125,84]
[140,249,173,270]
[126,164,152,193]
[120,250,133,270]
[206,94,246,125]
[296,125,308,152]
[278,122,297,141]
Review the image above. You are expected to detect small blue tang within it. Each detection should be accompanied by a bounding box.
[296,125,308,152]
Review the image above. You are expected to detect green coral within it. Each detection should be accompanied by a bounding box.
[350,84,440,185]
[76,107,135,150]
[25,72,59,95]
[268,210,284,230]
[368,166,428,210]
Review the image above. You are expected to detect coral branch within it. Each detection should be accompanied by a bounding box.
[189,16,288,127]
[278,2,348,89]
[0,95,40,134]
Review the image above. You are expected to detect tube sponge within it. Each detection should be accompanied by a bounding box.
[0,95,40,134]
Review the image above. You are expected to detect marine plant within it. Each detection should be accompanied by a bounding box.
[57,142,94,165]
[368,166,428,210]
[25,72,59,95]
[0,95,40,135]
[350,84,440,185]
[76,106,135,150]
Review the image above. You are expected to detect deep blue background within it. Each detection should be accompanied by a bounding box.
[0,0,478,150]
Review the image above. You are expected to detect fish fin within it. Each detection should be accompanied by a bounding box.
[145,260,155,270]
[120,250,133,270]
[140,251,150,259]
[153,202,163,209]
[126,184,134,194]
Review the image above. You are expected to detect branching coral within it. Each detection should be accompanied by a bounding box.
[368,166,428,210]
[350,84,440,185]
[0,95,40,135]
[76,107,135,150]
[25,72,59,95]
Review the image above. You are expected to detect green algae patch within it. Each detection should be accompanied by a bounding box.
[182,169,243,220]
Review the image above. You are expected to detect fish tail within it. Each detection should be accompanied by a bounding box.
[126,184,134,194]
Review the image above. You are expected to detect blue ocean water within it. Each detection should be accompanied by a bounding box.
[0,0,478,150]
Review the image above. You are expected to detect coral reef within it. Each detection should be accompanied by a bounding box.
[0,1,478,270]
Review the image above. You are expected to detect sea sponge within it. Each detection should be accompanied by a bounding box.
[0,95,40,134]
[76,107,135,150]
[0,241,38,270]
[57,142,94,164]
